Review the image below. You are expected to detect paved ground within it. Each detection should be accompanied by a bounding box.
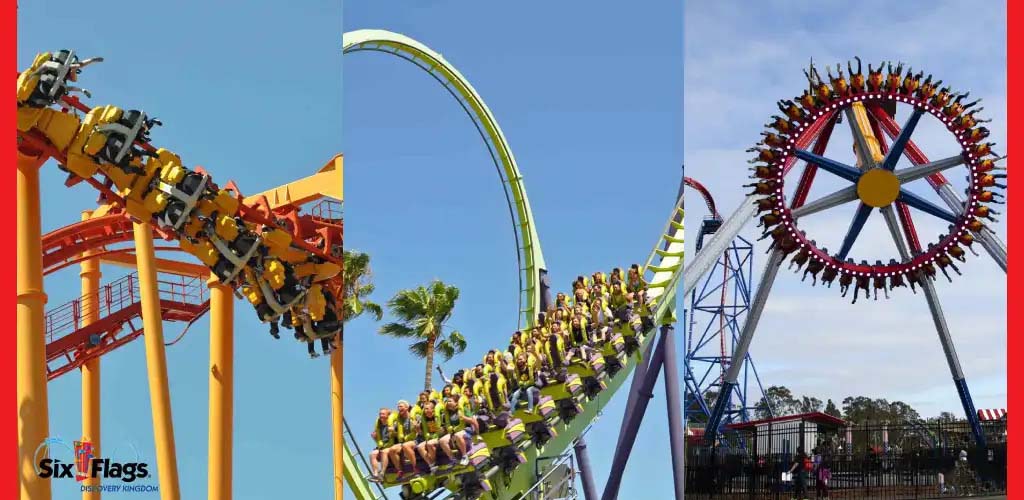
[920,496,1006,499]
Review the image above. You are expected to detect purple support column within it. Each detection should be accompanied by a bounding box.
[660,324,687,499]
[573,437,598,500]
[601,331,668,500]
[616,338,656,449]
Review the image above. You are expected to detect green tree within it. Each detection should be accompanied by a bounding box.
[343,250,383,323]
[927,411,959,423]
[824,399,841,418]
[755,386,798,419]
[797,396,823,414]
[885,400,921,423]
[841,396,878,423]
[379,280,467,391]
[841,396,920,424]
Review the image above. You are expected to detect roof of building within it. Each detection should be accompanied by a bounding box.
[978,409,1007,421]
[725,412,846,430]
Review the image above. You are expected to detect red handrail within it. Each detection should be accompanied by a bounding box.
[309,199,343,221]
[44,272,208,345]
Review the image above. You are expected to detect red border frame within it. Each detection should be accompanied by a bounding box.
[1007,0,1018,496]
[4,0,1016,498]
[6,0,16,498]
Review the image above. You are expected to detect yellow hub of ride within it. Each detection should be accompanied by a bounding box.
[857,168,901,208]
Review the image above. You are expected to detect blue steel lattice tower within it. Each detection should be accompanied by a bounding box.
[683,210,770,440]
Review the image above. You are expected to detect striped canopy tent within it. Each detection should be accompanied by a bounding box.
[977,409,1007,421]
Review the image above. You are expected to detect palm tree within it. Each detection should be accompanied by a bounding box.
[379,280,467,391]
[343,250,383,323]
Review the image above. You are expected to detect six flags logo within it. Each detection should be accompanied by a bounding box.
[34,437,150,483]
[75,440,93,482]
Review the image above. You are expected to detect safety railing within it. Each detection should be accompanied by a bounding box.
[519,450,578,500]
[309,199,343,222]
[44,272,208,345]
[686,420,1008,499]
[343,417,389,500]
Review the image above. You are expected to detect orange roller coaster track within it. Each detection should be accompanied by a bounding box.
[16,50,345,500]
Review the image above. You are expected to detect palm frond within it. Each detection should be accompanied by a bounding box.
[435,330,466,361]
[408,339,431,359]
[380,279,467,364]
[378,322,419,339]
[447,330,467,353]
[387,288,430,322]
[343,250,383,324]
[363,302,384,321]
[435,341,456,361]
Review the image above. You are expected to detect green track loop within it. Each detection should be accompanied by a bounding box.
[343,29,546,330]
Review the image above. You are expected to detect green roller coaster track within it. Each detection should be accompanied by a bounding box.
[343,29,547,330]
[341,29,686,500]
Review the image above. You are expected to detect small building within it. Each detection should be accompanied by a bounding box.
[685,426,705,445]
[977,408,1007,422]
[725,412,846,456]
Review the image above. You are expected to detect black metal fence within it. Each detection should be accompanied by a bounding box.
[685,421,1007,499]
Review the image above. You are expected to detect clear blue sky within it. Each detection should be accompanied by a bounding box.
[343,1,683,498]
[20,1,342,499]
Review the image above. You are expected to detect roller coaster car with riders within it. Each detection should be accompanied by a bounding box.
[16,49,344,357]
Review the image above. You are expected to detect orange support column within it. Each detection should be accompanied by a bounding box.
[80,211,103,500]
[133,222,181,500]
[330,334,343,500]
[208,279,234,500]
[17,152,50,500]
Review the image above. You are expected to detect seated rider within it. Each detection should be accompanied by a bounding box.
[509,331,528,359]
[437,384,454,406]
[567,315,591,361]
[438,396,477,467]
[627,264,646,293]
[411,390,430,420]
[415,400,444,473]
[483,350,502,374]
[555,292,571,310]
[481,371,510,427]
[635,288,653,332]
[545,324,568,381]
[574,275,588,290]
[369,407,395,481]
[509,355,542,413]
[573,285,590,307]
[590,299,611,329]
[609,278,630,322]
[468,364,488,397]
[388,400,419,480]
[460,385,486,424]
[499,352,520,394]
[468,382,499,432]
